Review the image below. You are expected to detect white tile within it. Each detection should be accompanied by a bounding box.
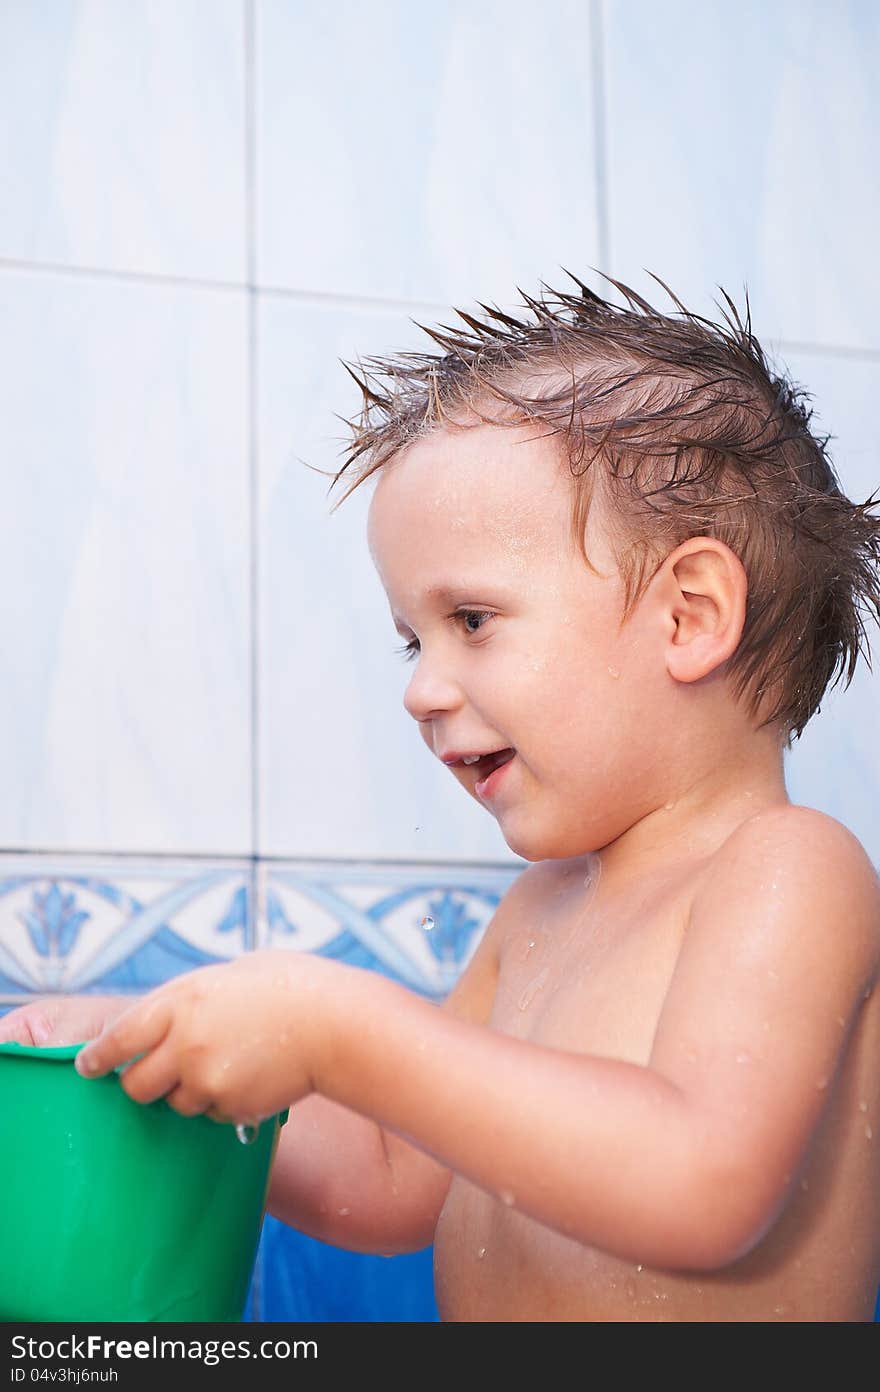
[0,0,246,281]
[258,294,519,862]
[0,268,250,853]
[603,0,880,349]
[256,0,600,306]
[773,348,880,867]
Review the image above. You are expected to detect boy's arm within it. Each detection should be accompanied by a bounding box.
[311,806,880,1270]
[266,866,516,1253]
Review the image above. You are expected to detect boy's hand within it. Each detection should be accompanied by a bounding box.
[0,994,132,1047]
[74,948,350,1126]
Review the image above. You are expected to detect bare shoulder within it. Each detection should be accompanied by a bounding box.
[695,802,880,987]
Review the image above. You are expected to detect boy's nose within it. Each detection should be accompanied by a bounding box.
[403,660,461,722]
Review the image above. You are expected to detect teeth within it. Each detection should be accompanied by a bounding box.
[462,754,483,765]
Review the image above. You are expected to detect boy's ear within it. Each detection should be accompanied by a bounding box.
[662,538,748,684]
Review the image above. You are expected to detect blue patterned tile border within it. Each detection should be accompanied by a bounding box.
[0,854,521,1005]
[0,855,254,1001]
[262,860,521,998]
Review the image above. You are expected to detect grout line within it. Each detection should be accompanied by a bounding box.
[769,339,880,364]
[3,253,879,361]
[0,255,246,295]
[0,845,523,871]
[245,0,259,866]
[6,250,880,361]
[590,0,611,280]
[0,254,453,317]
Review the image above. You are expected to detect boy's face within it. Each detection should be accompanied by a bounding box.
[367,421,672,862]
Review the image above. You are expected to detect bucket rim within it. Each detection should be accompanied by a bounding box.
[0,1041,85,1060]
[0,1040,290,1124]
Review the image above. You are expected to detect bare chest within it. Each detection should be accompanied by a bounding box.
[434,863,699,1319]
[489,865,693,1058]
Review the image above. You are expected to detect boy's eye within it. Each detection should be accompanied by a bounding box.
[393,610,493,662]
[458,608,492,636]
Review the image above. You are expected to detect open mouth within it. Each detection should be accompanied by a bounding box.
[464,748,515,778]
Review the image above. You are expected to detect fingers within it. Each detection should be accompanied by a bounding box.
[112,1045,183,1106]
[165,1084,213,1118]
[0,996,134,1048]
[75,995,173,1079]
[0,1003,57,1046]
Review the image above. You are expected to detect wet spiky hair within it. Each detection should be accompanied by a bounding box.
[323,269,880,748]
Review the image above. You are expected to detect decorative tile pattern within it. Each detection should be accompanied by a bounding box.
[0,854,518,1005]
[0,856,253,1000]
[262,860,519,996]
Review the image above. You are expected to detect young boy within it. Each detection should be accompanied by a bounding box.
[4,272,880,1321]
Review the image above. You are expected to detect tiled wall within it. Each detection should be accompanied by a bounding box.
[1,0,878,1321]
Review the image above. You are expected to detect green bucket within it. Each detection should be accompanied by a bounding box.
[0,1040,287,1322]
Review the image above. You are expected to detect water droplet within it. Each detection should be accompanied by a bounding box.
[235,1123,258,1146]
[338,1207,351,1216]
[477,1247,487,1260]
[499,1189,515,1206]
[773,1305,785,1315]
[664,802,675,811]
[835,1015,846,1028]
[815,1076,829,1090]
[636,1264,643,1273]
[858,1100,868,1112]
[607,666,620,678]
[420,915,434,933]
[518,967,550,1011]
[736,1051,751,1064]
[866,1125,873,1140]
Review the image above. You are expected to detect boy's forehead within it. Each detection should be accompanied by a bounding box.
[366,423,622,623]
[367,422,571,552]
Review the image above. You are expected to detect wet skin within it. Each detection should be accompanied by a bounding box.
[433,847,880,1321]
[368,419,880,1321]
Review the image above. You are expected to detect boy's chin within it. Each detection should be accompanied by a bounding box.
[497,818,575,863]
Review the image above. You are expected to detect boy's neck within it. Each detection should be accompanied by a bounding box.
[595,726,789,887]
